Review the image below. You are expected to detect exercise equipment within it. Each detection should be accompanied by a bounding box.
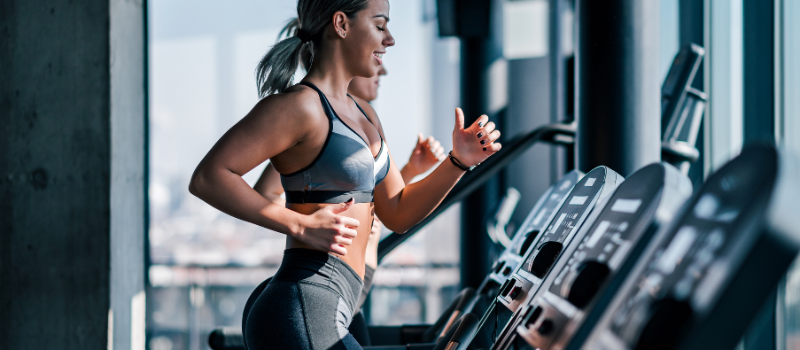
[207,44,707,350]
[576,145,800,350]
[510,162,692,350]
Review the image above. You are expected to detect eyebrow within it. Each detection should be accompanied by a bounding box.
[373,14,390,22]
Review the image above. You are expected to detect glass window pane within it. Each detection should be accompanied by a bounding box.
[781,0,800,349]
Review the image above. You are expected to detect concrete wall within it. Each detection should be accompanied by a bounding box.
[0,0,145,348]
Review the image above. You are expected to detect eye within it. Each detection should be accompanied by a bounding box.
[376,26,385,31]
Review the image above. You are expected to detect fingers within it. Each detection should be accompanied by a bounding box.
[429,139,445,159]
[485,142,502,153]
[479,129,501,146]
[487,129,501,143]
[339,216,360,231]
[334,234,354,246]
[471,115,489,131]
[330,244,348,256]
[454,108,465,130]
[482,121,496,134]
[331,198,355,214]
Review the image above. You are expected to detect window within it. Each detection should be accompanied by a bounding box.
[147,1,461,348]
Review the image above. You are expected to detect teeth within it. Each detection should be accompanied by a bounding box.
[375,53,383,59]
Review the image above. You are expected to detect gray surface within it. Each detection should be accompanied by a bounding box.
[0,0,145,348]
[505,57,556,228]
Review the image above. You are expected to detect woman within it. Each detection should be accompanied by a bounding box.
[252,63,446,346]
[188,0,501,348]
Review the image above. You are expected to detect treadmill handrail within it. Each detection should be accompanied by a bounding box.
[378,122,577,263]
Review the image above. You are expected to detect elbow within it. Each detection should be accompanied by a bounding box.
[382,220,411,234]
[188,168,208,198]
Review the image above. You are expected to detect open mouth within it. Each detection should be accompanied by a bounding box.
[373,52,384,64]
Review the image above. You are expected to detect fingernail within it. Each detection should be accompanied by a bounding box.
[480,140,486,145]
[479,121,485,127]
[477,132,483,138]
[349,197,354,202]
[483,147,487,151]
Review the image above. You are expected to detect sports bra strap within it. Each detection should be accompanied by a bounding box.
[348,95,375,125]
[297,82,334,121]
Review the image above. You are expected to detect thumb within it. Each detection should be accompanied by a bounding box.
[454,108,465,130]
[414,133,425,152]
[331,197,355,214]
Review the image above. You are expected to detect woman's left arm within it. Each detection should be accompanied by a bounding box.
[365,104,501,233]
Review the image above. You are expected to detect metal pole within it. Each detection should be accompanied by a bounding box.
[460,35,501,290]
[575,0,661,176]
[457,0,504,290]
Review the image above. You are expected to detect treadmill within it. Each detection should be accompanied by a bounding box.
[577,144,800,350]
[508,162,692,350]
[429,44,706,350]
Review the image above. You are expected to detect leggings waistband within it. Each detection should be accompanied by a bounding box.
[273,248,364,312]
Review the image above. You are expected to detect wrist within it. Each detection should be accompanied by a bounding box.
[288,213,308,239]
[448,151,475,172]
[401,164,418,177]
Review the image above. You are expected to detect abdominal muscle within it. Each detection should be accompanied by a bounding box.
[285,202,375,278]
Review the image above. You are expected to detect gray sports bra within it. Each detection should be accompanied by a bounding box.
[280,82,391,204]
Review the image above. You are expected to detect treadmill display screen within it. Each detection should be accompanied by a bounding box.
[511,175,578,256]
[522,168,607,275]
[548,164,664,303]
[606,155,771,347]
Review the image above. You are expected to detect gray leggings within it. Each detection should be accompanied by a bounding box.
[245,249,364,350]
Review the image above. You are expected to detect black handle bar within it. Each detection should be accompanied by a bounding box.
[377,122,577,263]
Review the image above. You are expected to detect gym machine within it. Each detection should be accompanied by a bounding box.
[509,162,692,349]
[576,145,800,350]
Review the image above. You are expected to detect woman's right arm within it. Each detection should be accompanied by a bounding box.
[188,93,359,255]
[254,162,286,206]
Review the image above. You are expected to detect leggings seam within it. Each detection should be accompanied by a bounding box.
[296,282,315,348]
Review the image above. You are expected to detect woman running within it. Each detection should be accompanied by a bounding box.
[188,0,501,349]
[252,63,445,346]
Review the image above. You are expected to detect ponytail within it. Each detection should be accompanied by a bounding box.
[254,0,371,98]
[255,19,309,98]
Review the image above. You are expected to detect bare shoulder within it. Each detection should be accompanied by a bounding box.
[350,95,386,136]
[247,85,326,128]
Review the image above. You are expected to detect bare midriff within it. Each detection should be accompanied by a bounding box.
[285,201,375,278]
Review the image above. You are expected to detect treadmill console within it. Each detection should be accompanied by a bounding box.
[487,171,583,290]
[497,166,624,314]
[580,145,800,350]
[514,163,692,350]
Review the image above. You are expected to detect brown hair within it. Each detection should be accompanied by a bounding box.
[255,0,371,98]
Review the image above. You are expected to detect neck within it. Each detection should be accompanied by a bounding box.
[303,45,353,100]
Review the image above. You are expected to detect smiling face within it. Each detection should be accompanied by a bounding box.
[340,0,394,78]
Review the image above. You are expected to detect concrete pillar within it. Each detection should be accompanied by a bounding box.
[575,0,661,176]
[0,0,146,349]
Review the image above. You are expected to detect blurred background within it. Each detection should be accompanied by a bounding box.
[2,0,800,349]
[144,1,800,349]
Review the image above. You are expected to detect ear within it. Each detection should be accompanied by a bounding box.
[332,11,349,38]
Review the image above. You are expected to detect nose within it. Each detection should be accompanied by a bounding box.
[384,28,395,48]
